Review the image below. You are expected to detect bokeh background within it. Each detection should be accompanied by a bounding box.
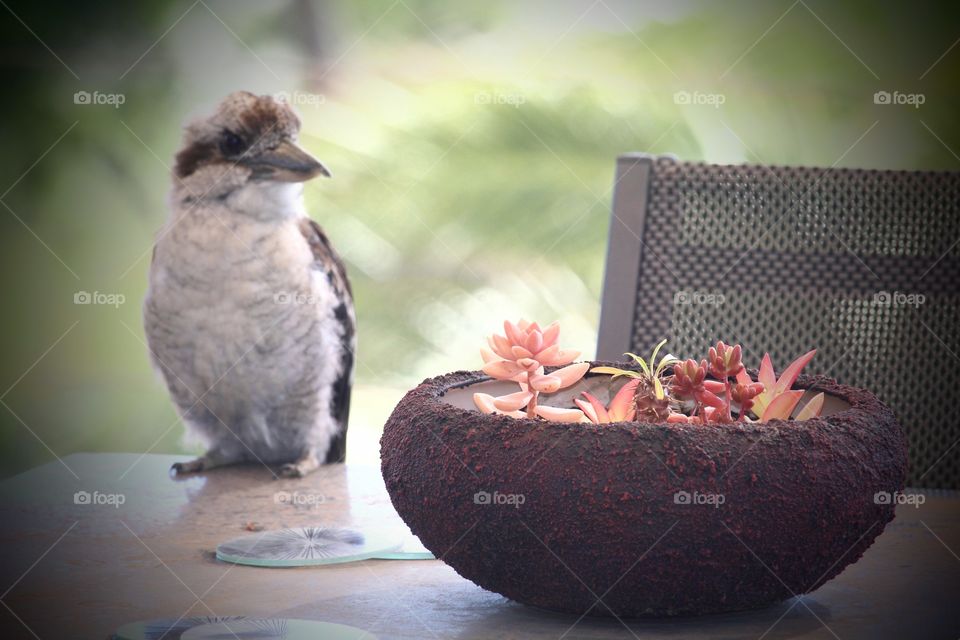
[1,0,958,476]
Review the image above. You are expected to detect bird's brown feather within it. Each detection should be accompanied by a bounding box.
[298,217,354,463]
[298,218,353,301]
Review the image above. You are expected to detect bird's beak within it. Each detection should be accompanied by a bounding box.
[244,140,330,182]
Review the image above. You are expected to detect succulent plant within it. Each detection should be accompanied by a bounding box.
[633,376,674,422]
[731,381,766,415]
[736,350,824,422]
[589,339,680,421]
[474,319,589,422]
[575,378,639,424]
[472,322,824,426]
[671,358,708,401]
[591,341,824,425]
[708,341,744,379]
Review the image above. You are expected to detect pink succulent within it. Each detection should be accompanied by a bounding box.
[736,350,823,422]
[533,405,590,423]
[482,320,580,370]
[731,381,765,415]
[475,319,588,420]
[575,379,640,424]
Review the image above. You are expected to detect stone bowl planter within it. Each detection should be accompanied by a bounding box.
[380,362,908,617]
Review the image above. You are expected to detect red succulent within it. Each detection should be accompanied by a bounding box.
[708,341,744,379]
[731,381,765,415]
[671,358,708,401]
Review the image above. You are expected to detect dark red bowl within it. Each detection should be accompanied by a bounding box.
[380,363,907,617]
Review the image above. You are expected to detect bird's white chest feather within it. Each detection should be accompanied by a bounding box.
[144,182,344,454]
[152,183,317,303]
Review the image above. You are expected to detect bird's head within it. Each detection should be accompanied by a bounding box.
[172,90,329,202]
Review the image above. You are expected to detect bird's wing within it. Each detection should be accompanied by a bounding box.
[297,217,355,463]
[298,217,353,301]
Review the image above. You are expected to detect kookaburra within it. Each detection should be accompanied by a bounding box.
[144,91,355,478]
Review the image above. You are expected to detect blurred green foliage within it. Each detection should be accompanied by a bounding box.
[0,0,957,476]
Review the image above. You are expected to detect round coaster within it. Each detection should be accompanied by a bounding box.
[372,533,434,560]
[216,526,401,567]
[181,618,375,639]
[113,616,246,639]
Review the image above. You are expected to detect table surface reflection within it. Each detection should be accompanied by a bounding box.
[0,453,956,639]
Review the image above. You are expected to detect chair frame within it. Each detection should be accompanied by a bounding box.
[597,153,659,360]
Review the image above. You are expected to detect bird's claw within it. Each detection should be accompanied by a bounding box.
[278,462,306,478]
[170,458,206,475]
[277,452,320,478]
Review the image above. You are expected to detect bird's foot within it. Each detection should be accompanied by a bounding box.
[171,457,207,475]
[278,451,320,478]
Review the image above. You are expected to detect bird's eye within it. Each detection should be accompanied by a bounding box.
[219,130,247,156]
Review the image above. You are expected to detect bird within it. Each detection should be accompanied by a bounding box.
[144,90,355,478]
